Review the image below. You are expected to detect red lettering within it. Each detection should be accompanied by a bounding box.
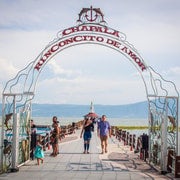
[112,31,119,38]
[89,26,103,32]
[140,64,146,71]
[51,44,59,52]
[83,35,90,41]
[73,36,83,42]
[71,26,79,33]
[34,58,46,70]
[127,49,146,71]
[64,37,74,44]
[43,50,52,59]
[58,41,66,47]
[34,50,52,70]
[96,36,104,42]
[34,29,146,72]
[104,27,119,37]
[62,25,119,38]
[106,39,114,45]
[34,63,41,71]
[81,25,92,31]
[134,59,146,71]
[88,36,96,41]
[62,28,72,36]
[121,46,128,53]
[128,50,140,62]
[106,39,120,48]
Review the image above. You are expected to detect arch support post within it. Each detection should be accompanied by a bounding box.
[161,106,168,173]
[11,95,19,170]
[148,95,179,175]
[0,95,5,172]
[1,92,33,172]
[177,98,179,156]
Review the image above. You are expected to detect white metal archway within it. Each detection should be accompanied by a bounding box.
[1,6,179,174]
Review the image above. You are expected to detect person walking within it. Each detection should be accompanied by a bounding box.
[97,115,111,154]
[80,117,94,154]
[34,140,44,165]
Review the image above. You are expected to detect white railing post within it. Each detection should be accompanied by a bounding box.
[11,96,19,170]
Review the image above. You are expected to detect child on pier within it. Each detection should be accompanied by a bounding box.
[34,140,44,165]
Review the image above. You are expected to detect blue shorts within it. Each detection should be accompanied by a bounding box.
[83,131,92,141]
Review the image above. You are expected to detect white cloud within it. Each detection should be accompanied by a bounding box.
[162,66,180,92]
[48,61,82,79]
[123,22,180,56]
[165,67,180,76]
[0,30,56,68]
[0,58,18,99]
[33,71,146,105]
[0,58,18,82]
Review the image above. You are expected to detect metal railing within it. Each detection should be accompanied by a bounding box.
[113,126,149,161]
[30,120,83,157]
[167,149,180,178]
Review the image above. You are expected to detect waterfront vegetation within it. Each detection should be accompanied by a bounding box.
[115,125,180,131]
[116,126,148,130]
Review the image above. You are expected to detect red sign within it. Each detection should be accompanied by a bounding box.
[62,25,119,38]
[34,24,146,71]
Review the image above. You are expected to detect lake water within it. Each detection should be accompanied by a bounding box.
[32,117,148,126]
[0,117,149,146]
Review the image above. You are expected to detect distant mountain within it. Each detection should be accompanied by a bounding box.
[0,101,148,118]
[94,101,148,118]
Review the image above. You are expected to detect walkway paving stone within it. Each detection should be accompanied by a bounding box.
[0,128,174,180]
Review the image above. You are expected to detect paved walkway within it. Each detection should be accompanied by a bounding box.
[0,128,174,180]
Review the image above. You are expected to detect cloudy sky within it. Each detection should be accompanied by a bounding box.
[0,0,180,105]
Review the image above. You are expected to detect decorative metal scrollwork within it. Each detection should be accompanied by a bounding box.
[1,6,179,174]
[77,6,106,24]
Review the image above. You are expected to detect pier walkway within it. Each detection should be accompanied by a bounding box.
[0,129,173,180]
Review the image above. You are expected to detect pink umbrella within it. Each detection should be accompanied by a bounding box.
[84,112,99,118]
[84,101,99,118]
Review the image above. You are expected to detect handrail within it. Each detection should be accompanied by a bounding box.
[30,120,83,159]
[167,149,180,178]
[114,127,149,161]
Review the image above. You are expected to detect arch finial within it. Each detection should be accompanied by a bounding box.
[77,6,106,24]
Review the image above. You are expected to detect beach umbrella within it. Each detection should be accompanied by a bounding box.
[84,112,99,118]
[84,101,99,118]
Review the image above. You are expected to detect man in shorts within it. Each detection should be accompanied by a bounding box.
[97,115,111,154]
